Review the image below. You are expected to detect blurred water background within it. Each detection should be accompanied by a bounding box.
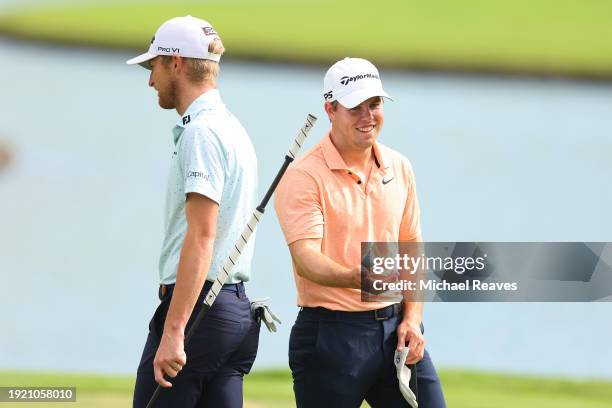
[0,0,611,379]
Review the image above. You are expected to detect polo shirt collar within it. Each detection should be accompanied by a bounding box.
[371,140,389,171]
[321,132,389,172]
[172,89,223,144]
[321,132,347,170]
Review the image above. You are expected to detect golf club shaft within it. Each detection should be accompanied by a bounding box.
[146,114,317,408]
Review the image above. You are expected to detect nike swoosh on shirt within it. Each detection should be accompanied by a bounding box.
[382,177,394,185]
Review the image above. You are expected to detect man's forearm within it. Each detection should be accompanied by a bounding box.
[402,300,423,326]
[400,239,424,324]
[164,229,216,335]
[292,245,358,288]
[401,268,423,325]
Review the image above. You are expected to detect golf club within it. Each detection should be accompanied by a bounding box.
[146,113,317,408]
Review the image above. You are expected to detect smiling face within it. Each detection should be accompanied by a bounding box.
[148,56,178,109]
[326,96,384,152]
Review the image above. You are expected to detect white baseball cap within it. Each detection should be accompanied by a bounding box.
[126,15,222,70]
[323,57,393,109]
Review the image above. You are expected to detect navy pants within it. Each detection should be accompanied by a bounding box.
[289,307,446,408]
[133,281,260,408]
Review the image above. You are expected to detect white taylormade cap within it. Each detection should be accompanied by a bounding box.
[126,15,222,69]
[323,57,392,109]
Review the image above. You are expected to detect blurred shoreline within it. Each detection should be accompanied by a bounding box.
[1,0,612,83]
[1,33,611,84]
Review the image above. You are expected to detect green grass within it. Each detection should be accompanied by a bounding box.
[1,369,612,407]
[441,370,612,408]
[0,371,134,408]
[1,1,612,78]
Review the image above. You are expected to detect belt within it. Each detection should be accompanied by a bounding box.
[301,303,402,321]
[159,281,245,301]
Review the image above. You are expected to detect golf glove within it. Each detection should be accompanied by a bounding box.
[250,298,282,333]
[394,347,418,408]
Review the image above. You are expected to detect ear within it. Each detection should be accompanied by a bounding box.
[324,101,335,123]
[171,55,183,73]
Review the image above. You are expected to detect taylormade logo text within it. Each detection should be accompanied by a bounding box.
[340,73,380,86]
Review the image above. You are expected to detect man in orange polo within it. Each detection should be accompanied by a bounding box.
[274,58,446,407]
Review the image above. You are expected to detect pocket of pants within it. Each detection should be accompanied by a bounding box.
[202,291,246,324]
[289,318,320,373]
[315,320,379,377]
[148,300,168,339]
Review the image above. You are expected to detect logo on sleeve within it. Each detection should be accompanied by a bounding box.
[187,171,211,181]
[182,115,191,125]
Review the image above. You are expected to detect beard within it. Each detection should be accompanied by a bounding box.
[157,79,177,110]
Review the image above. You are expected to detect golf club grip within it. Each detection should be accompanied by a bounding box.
[204,209,263,307]
[288,113,316,159]
[145,114,316,408]
[258,114,318,211]
[204,114,317,304]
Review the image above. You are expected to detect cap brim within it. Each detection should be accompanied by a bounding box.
[126,52,157,70]
[337,87,393,109]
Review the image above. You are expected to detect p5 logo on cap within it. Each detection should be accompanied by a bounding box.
[323,91,334,100]
[202,27,218,36]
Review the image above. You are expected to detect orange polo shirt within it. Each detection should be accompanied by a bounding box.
[274,132,422,311]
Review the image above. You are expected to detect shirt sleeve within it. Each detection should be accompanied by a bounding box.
[274,167,324,245]
[399,159,422,242]
[178,126,225,205]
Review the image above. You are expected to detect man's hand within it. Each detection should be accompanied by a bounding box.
[360,265,400,295]
[396,319,425,364]
[153,330,187,388]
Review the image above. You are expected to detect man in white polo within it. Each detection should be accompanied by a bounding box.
[127,15,260,407]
